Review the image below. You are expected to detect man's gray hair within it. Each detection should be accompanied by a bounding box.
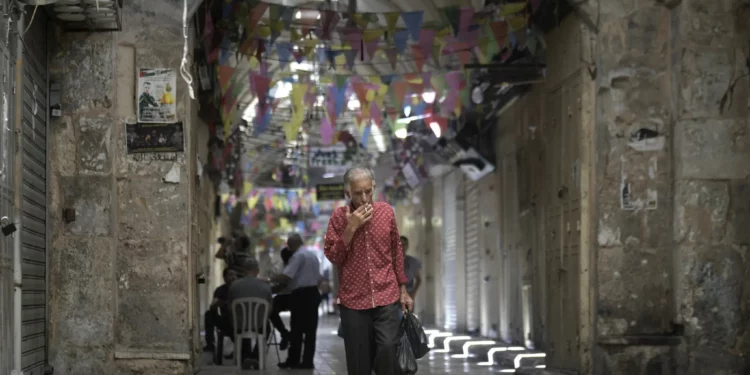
[233,255,259,274]
[343,166,375,186]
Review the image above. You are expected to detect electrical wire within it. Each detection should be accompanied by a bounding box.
[21,5,38,36]
[180,0,196,99]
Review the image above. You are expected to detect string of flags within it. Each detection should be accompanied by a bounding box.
[204,1,547,186]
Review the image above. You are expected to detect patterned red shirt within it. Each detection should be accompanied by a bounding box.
[324,201,408,310]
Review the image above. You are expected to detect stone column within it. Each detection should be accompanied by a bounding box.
[591,0,750,374]
[47,1,198,374]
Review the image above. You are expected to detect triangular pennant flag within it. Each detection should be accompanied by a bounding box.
[441,6,461,35]
[392,81,408,111]
[370,102,382,127]
[321,10,340,40]
[248,3,268,31]
[458,50,471,66]
[458,7,475,37]
[331,85,347,116]
[277,43,292,69]
[353,82,368,109]
[344,28,363,51]
[280,6,294,30]
[381,74,396,86]
[321,115,334,145]
[508,14,527,31]
[393,29,409,54]
[490,21,509,49]
[411,45,425,73]
[218,66,236,94]
[402,11,424,41]
[344,49,357,70]
[335,75,349,90]
[251,72,271,104]
[360,124,371,148]
[385,48,398,70]
[385,12,400,37]
[501,2,528,16]
[365,40,379,62]
[418,29,436,62]
[269,4,283,22]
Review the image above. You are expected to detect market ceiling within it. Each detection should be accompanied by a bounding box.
[197,0,546,190]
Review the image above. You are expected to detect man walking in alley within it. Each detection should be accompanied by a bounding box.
[270,233,321,369]
[324,166,413,375]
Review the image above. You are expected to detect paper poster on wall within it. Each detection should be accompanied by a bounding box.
[137,68,177,123]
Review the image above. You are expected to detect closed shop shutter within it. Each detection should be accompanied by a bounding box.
[0,32,15,375]
[441,171,458,330]
[464,179,481,333]
[20,34,48,375]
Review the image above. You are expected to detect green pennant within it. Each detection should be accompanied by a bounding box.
[269,3,282,20]
[441,6,461,36]
[335,75,349,90]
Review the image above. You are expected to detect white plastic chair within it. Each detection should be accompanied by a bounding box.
[231,297,271,370]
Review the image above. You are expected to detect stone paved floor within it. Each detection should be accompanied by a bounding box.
[196,314,511,374]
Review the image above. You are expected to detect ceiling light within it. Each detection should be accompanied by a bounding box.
[347,98,360,111]
[316,12,321,20]
[370,122,387,153]
[394,128,408,139]
[404,105,411,117]
[295,10,302,19]
[422,91,436,104]
[293,74,299,80]
[429,121,441,138]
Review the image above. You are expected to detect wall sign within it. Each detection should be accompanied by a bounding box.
[316,183,346,201]
[126,122,184,153]
[137,68,177,123]
[309,145,352,170]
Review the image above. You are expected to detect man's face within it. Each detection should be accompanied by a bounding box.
[144,84,151,94]
[346,178,375,209]
[224,269,238,284]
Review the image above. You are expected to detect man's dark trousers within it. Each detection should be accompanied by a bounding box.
[339,302,401,375]
[287,286,321,366]
[204,309,231,347]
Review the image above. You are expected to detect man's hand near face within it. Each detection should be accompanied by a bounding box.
[342,204,373,245]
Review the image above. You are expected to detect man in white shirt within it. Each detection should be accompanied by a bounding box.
[270,233,321,369]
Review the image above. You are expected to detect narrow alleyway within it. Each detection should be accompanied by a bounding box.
[197,314,512,375]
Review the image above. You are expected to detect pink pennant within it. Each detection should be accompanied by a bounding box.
[458,7,474,36]
[251,72,271,104]
[248,3,268,31]
[365,40,379,62]
[370,102,382,127]
[321,11,340,40]
[343,28,363,51]
[321,116,334,145]
[411,45,425,73]
[417,29,436,61]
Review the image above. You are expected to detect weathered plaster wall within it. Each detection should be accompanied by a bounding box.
[47,1,200,374]
[591,0,750,374]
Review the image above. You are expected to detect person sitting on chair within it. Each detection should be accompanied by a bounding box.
[203,267,238,353]
[228,256,274,370]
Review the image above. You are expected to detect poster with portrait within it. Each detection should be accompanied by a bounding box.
[137,68,177,123]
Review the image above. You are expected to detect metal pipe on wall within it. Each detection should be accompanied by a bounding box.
[11,5,24,375]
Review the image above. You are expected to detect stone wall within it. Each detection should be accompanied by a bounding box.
[47,1,201,374]
[591,0,750,374]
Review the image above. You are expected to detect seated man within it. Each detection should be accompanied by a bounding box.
[203,267,237,353]
[269,247,293,350]
[228,256,274,370]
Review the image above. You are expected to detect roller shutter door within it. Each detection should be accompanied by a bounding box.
[0,31,15,375]
[20,34,48,375]
[464,180,481,333]
[441,171,458,330]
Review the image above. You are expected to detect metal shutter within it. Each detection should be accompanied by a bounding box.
[0,36,15,375]
[442,171,458,330]
[20,41,48,375]
[464,180,481,333]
